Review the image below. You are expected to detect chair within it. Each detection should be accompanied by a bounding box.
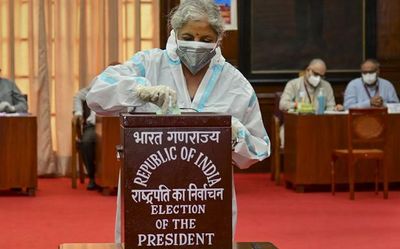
[71,101,91,188]
[270,92,284,184]
[331,108,388,200]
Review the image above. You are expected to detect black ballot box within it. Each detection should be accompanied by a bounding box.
[120,113,232,249]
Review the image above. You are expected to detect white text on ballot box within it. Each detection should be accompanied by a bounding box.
[120,113,232,249]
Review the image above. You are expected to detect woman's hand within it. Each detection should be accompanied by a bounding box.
[136,85,177,114]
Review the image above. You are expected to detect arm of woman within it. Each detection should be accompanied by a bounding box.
[232,92,271,169]
[86,51,154,115]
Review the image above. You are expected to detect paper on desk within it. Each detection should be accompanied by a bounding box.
[387,103,400,114]
[0,112,30,117]
[324,110,349,115]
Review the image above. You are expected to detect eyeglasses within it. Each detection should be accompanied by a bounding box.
[309,69,325,79]
[361,70,377,74]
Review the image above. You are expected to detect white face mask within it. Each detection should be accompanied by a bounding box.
[362,72,377,85]
[308,75,321,87]
[176,39,217,75]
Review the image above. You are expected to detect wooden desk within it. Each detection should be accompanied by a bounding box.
[0,115,37,195]
[59,242,278,249]
[95,116,121,194]
[284,113,400,190]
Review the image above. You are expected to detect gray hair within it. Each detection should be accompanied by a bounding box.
[170,0,225,38]
[362,58,380,69]
[308,58,326,69]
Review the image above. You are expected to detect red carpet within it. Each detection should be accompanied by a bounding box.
[0,178,115,249]
[234,174,400,249]
[1,174,400,249]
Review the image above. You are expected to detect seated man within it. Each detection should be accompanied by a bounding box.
[344,59,399,109]
[279,58,337,112]
[0,68,28,113]
[279,58,339,148]
[73,84,98,190]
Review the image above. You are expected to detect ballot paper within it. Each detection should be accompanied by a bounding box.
[387,103,400,114]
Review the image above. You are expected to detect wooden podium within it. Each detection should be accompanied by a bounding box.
[120,113,232,249]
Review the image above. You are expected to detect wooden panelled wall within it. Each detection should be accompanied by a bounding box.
[159,0,400,172]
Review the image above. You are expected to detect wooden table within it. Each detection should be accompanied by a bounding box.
[95,116,121,194]
[59,242,278,249]
[284,113,400,191]
[0,115,37,195]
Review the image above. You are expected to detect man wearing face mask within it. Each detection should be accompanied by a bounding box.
[279,58,337,112]
[344,59,399,109]
[278,59,338,148]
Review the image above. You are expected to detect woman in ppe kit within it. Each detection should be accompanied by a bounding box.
[86,0,270,242]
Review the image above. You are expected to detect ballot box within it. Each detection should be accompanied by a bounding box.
[120,113,232,249]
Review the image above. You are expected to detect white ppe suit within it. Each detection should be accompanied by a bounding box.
[86,31,270,242]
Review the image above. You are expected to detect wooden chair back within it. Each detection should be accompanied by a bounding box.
[347,108,388,152]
